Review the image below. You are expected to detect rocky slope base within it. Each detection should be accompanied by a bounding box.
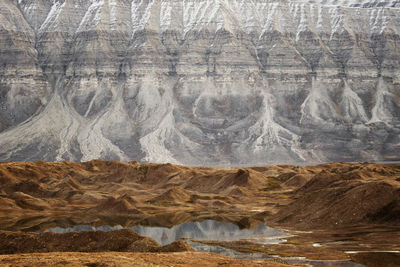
[0,0,400,165]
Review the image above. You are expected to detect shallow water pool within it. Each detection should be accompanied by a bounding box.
[43,220,368,267]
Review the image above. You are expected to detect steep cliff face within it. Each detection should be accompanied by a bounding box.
[0,0,399,165]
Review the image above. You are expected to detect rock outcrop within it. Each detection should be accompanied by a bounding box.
[0,0,399,165]
[0,228,194,254]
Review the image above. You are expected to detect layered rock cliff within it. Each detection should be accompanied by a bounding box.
[0,0,399,165]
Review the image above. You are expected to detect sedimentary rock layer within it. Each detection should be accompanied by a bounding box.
[0,0,399,165]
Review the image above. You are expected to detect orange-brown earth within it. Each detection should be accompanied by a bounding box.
[0,161,399,265]
[0,252,295,267]
[0,229,194,254]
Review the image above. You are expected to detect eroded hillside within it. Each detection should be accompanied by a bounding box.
[0,0,399,164]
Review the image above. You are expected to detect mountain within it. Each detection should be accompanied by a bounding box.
[0,0,399,165]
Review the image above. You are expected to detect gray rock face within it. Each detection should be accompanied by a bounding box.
[0,0,399,165]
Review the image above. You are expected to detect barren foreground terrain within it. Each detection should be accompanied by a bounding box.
[0,251,296,267]
[0,161,399,266]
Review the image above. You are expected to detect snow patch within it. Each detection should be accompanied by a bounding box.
[76,0,105,33]
[39,1,66,34]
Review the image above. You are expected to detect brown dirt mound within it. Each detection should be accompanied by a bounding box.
[272,168,400,228]
[56,177,83,191]
[11,191,51,210]
[276,172,298,182]
[0,197,19,210]
[182,168,269,193]
[237,217,264,229]
[140,211,194,228]
[134,163,189,186]
[11,180,50,197]
[214,169,272,191]
[149,187,192,204]
[95,195,143,214]
[0,229,194,254]
[156,240,195,252]
[210,200,230,207]
[349,252,400,267]
[282,174,309,187]
[223,185,252,198]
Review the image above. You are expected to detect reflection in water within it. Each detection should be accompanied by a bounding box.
[131,220,290,245]
[282,257,364,267]
[45,220,290,246]
[190,240,365,267]
[188,241,365,267]
[44,225,123,233]
[44,220,365,267]
[187,240,272,259]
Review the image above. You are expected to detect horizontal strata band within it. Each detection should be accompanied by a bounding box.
[0,0,399,164]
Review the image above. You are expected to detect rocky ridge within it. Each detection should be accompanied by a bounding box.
[0,0,400,165]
